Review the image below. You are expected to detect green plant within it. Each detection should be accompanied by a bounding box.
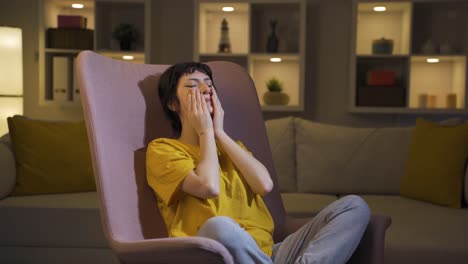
[112,23,139,43]
[265,77,283,92]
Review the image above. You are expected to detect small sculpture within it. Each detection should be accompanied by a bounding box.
[218,18,231,53]
[266,20,279,53]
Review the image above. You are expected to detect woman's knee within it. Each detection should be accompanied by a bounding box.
[341,195,371,221]
[197,216,241,243]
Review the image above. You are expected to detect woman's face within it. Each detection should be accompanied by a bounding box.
[174,70,214,115]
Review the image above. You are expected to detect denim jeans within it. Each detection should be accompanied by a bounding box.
[196,195,370,264]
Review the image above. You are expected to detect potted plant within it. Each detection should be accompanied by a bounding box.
[112,23,139,51]
[263,77,289,105]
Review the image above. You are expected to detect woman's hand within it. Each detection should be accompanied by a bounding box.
[185,90,213,136]
[211,89,225,137]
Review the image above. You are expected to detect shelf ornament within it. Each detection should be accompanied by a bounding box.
[266,20,279,53]
[218,18,231,53]
[263,77,289,105]
[112,23,139,51]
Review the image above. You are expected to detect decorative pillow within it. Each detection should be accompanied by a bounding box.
[7,116,96,195]
[400,118,468,208]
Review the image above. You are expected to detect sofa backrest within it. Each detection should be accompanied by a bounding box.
[295,118,412,195]
[265,117,296,192]
[265,117,414,195]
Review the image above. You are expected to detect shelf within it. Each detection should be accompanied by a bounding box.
[249,54,301,108]
[45,48,83,54]
[349,106,468,115]
[409,55,466,109]
[97,50,145,63]
[412,2,468,55]
[356,2,411,55]
[351,0,468,113]
[196,0,305,112]
[250,2,300,53]
[199,54,248,69]
[95,0,145,52]
[198,2,249,54]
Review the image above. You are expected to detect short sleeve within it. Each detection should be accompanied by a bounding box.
[146,141,195,205]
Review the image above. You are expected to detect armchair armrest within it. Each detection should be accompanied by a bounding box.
[112,236,234,264]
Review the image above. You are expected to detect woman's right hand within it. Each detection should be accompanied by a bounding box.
[185,90,213,136]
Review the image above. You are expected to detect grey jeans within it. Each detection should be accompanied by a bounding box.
[196,195,371,264]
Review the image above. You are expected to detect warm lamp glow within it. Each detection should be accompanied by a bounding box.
[0,27,23,95]
[122,55,134,60]
[0,26,23,135]
[270,58,282,62]
[72,3,84,9]
[222,6,234,12]
[373,6,387,12]
[426,58,440,63]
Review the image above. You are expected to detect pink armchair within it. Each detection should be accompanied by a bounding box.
[76,50,391,264]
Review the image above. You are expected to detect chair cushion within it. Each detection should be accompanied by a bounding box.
[0,192,107,248]
[400,118,468,208]
[7,116,96,195]
[358,195,468,264]
[265,117,296,192]
[295,118,412,195]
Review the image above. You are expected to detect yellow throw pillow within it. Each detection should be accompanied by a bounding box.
[7,116,96,195]
[400,118,468,208]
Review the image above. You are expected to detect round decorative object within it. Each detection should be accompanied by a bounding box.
[372,38,394,55]
[263,91,290,105]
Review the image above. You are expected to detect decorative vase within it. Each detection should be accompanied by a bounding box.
[421,39,436,54]
[218,18,231,53]
[266,20,279,53]
[372,38,393,55]
[440,40,453,54]
[263,91,289,105]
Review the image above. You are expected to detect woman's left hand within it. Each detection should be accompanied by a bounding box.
[211,89,225,137]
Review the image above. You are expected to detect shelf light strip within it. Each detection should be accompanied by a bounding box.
[373,6,386,12]
[426,58,440,63]
[270,58,282,62]
[72,3,84,9]
[222,6,234,12]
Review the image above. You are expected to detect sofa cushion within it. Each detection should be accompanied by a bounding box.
[295,118,412,195]
[358,195,468,264]
[0,139,15,198]
[0,192,107,248]
[7,116,96,195]
[400,118,468,208]
[281,193,337,217]
[265,117,296,192]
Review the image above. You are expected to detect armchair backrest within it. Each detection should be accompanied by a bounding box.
[76,51,286,246]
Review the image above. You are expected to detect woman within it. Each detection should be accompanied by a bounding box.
[146,62,370,264]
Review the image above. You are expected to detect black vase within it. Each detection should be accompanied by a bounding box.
[119,40,132,51]
[266,20,279,53]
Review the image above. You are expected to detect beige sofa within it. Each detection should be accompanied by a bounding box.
[266,117,468,264]
[1,116,468,263]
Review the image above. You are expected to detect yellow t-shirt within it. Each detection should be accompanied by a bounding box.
[146,138,274,256]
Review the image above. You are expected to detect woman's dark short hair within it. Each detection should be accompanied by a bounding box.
[158,62,214,135]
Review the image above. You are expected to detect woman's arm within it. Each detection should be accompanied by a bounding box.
[180,90,220,198]
[211,90,273,196]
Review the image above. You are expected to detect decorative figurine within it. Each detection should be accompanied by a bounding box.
[218,18,231,53]
[266,20,279,53]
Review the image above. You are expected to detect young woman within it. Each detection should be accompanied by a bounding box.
[146,62,370,264]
